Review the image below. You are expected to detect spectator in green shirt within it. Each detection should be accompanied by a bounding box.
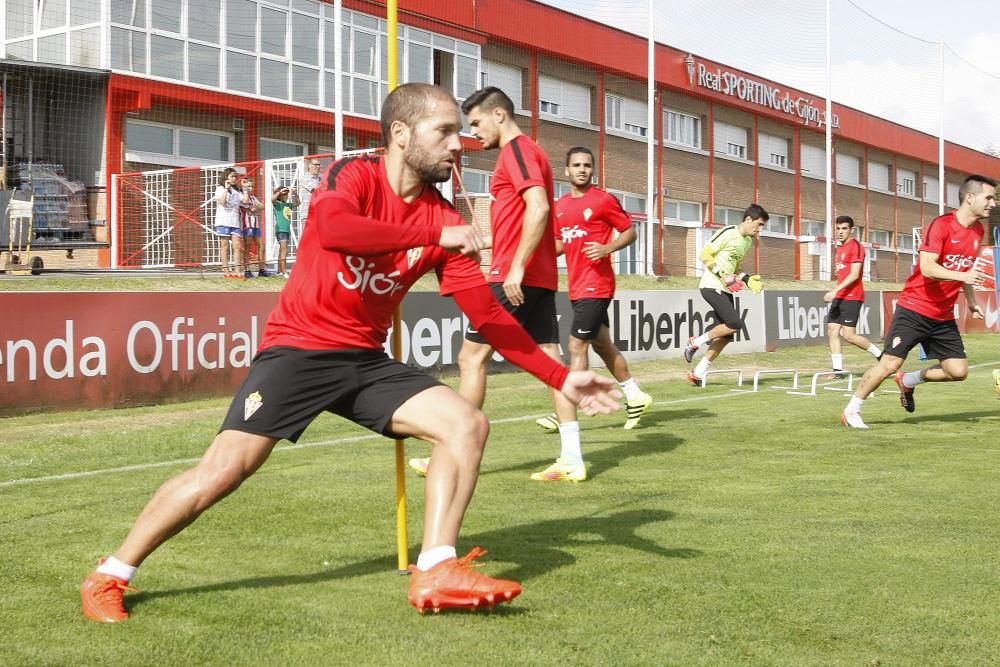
[272,185,298,277]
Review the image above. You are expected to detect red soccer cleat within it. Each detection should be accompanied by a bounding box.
[81,569,137,623]
[686,370,703,387]
[408,547,521,613]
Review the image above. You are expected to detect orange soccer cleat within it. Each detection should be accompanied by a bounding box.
[408,547,521,614]
[80,569,137,623]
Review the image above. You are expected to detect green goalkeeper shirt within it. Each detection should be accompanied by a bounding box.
[698,225,753,291]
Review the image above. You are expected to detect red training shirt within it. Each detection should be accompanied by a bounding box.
[898,212,984,320]
[555,187,632,300]
[257,155,568,390]
[487,135,558,290]
[834,237,865,301]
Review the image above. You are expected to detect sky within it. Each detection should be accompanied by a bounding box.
[537,0,1000,152]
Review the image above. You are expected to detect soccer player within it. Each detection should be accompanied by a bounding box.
[410,87,590,483]
[79,83,620,623]
[683,204,767,384]
[841,174,994,429]
[534,146,652,432]
[823,215,881,373]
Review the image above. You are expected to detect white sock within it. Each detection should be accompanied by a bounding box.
[902,370,924,388]
[694,357,711,378]
[846,395,865,413]
[618,377,641,401]
[416,545,456,571]
[558,420,583,463]
[693,333,711,347]
[96,556,138,583]
[867,344,881,358]
[831,353,844,371]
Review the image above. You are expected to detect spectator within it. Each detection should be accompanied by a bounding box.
[272,184,298,277]
[240,178,272,278]
[214,167,247,279]
[295,157,323,226]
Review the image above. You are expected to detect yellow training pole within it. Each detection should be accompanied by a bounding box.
[386,0,409,574]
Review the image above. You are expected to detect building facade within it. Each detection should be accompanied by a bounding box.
[2,0,998,276]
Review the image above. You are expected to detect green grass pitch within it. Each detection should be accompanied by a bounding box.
[2,336,998,666]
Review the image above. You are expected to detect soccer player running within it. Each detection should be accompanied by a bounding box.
[410,87,591,482]
[823,215,882,374]
[80,83,620,623]
[534,146,652,432]
[683,204,768,384]
[841,174,994,428]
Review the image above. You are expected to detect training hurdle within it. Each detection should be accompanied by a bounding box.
[786,371,854,397]
[700,368,744,388]
[731,368,799,393]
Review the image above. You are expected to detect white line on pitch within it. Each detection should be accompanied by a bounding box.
[0,393,729,489]
[3,361,997,489]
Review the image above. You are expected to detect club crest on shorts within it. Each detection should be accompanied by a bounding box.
[244,391,263,420]
[583,208,592,221]
[407,247,423,269]
[892,336,902,349]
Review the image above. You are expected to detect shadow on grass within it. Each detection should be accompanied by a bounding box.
[901,409,1000,424]
[126,508,699,611]
[482,406,701,480]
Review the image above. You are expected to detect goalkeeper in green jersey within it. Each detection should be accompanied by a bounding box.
[684,204,768,384]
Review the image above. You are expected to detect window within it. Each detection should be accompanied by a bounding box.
[664,199,702,224]
[765,214,790,235]
[836,153,861,185]
[800,144,826,177]
[188,43,220,87]
[150,36,184,80]
[664,110,702,149]
[714,121,747,159]
[608,190,645,275]
[923,175,940,203]
[151,3,181,34]
[554,181,572,198]
[868,161,890,192]
[869,229,892,248]
[7,0,35,38]
[188,0,220,43]
[947,182,961,208]
[897,168,916,197]
[605,94,647,137]
[461,169,491,195]
[759,132,789,169]
[226,0,257,51]
[538,75,592,123]
[898,233,914,251]
[714,207,745,226]
[259,138,307,160]
[801,219,825,237]
[125,120,233,166]
[481,61,522,110]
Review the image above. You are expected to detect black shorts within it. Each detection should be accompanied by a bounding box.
[700,288,742,332]
[464,284,559,344]
[827,299,863,327]
[219,347,442,442]
[882,306,966,361]
[570,298,611,341]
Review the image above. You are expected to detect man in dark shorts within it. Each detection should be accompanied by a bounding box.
[409,87,589,482]
[533,146,652,432]
[842,174,994,429]
[80,83,620,623]
[823,215,881,373]
[684,204,768,384]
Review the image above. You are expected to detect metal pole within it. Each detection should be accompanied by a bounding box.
[824,0,832,280]
[334,0,344,159]
[386,0,409,574]
[938,41,945,215]
[645,0,655,275]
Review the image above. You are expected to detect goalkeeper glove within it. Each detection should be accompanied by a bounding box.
[743,274,763,294]
[722,273,744,292]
